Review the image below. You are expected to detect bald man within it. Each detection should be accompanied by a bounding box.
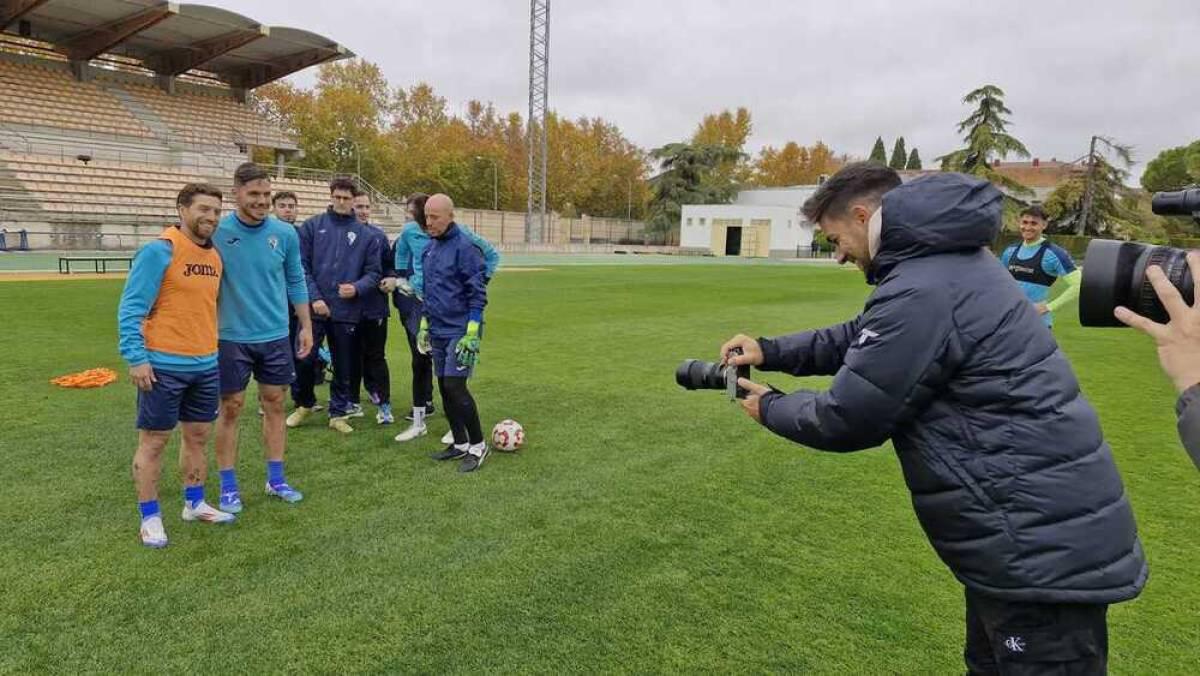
[418,194,490,472]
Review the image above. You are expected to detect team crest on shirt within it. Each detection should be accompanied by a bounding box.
[347,231,357,246]
[267,235,279,250]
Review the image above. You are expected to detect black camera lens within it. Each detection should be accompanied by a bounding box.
[1079,239,1195,327]
[675,359,728,390]
[1151,189,1200,217]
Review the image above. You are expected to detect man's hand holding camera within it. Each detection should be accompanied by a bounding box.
[719,334,772,423]
[1114,252,1200,393]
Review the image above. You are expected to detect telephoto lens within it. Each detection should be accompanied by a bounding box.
[1079,239,1195,327]
[675,359,728,391]
[1150,188,1200,217]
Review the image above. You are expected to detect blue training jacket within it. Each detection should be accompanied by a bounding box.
[298,207,382,324]
[394,220,499,297]
[361,223,396,321]
[422,222,487,337]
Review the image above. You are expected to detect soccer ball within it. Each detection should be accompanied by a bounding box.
[491,419,525,452]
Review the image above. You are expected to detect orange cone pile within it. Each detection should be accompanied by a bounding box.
[50,368,118,389]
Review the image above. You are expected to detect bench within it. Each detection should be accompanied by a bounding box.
[58,256,134,274]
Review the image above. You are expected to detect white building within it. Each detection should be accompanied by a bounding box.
[679,185,820,258]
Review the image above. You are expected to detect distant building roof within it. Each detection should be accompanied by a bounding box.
[1,0,352,89]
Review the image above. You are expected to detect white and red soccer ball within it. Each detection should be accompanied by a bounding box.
[491,419,525,452]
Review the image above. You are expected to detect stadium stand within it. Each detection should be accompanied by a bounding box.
[0,1,408,249]
[0,59,153,139]
[121,83,293,150]
[0,151,347,223]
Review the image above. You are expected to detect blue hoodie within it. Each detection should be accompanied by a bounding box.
[756,173,1145,604]
[298,207,382,324]
[394,220,499,297]
[421,222,487,338]
[360,223,396,321]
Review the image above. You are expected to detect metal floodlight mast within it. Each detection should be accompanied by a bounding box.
[526,0,550,243]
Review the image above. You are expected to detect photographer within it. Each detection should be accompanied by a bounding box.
[1114,252,1200,470]
[721,163,1146,674]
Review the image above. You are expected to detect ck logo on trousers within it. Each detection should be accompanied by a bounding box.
[1004,636,1026,653]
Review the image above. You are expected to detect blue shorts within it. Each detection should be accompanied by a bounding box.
[136,367,220,431]
[219,338,296,395]
[431,334,474,379]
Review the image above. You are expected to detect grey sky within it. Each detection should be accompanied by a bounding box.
[209,0,1199,181]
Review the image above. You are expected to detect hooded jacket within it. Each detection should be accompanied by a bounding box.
[757,173,1147,604]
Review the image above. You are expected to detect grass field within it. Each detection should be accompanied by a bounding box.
[2,262,1198,673]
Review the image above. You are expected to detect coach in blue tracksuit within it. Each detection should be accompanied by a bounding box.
[295,177,382,433]
[392,194,500,445]
[419,194,490,472]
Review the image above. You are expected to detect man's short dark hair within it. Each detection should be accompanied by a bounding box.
[1020,204,1048,222]
[233,162,270,187]
[271,191,298,205]
[329,176,357,195]
[801,162,902,223]
[177,182,223,208]
[352,187,368,199]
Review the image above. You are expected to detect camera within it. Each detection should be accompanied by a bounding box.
[676,348,751,399]
[1078,189,1198,327]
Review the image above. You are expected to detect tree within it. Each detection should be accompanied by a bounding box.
[691,107,754,188]
[906,147,922,170]
[889,137,907,170]
[252,59,395,186]
[869,136,887,164]
[647,142,744,236]
[1044,138,1143,237]
[752,141,842,186]
[938,85,1031,194]
[1141,140,1200,193]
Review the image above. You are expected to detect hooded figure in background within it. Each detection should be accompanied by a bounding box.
[721,163,1146,675]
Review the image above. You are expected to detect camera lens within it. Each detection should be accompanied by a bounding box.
[674,359,728,390]
[1151,189,1200,217]
[1080,239,1195,327]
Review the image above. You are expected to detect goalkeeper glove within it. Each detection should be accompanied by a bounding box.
[395,277,415,297]
[455,321,481,369]
[416,317,431,355]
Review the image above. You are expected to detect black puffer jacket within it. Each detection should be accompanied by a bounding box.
[757,173,1147,604]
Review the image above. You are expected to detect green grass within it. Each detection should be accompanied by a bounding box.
[1,264,1197,673]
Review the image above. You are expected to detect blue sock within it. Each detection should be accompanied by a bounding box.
[184,484,204,508]
[267,460,285,488]
[138,499,160,521]
[219,468,238,495]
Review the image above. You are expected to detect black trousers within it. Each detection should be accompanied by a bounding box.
[293,319,359,417]
[355,317,390,405]
[396,297,434,410]
[439,376,483,445]
[288,312,325,406]
[964,587,1108,675]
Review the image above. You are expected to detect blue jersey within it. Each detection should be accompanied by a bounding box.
[213,213,308,343]
[1000,239,1076,325]
[394,220,499,297]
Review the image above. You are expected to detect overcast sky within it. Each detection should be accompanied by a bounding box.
[209,0,1199,181]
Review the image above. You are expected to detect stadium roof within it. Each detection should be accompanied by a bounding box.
[0,0,353,88]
